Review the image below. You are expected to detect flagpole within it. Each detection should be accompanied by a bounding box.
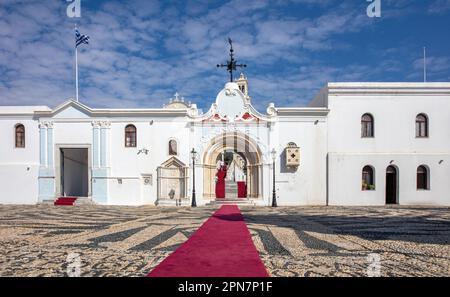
[75,43,79,102]
[423,47,427,83]
[74,25,89,102]
[74,24,79,102]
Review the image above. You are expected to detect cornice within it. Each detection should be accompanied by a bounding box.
[327,82,450,96]
[275,107,329,117]
[33,100,189,118]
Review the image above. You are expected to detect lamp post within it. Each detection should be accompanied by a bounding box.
[191,148,197,207]
[271,148,277,207]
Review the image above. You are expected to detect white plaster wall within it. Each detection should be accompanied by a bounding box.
[108,179,142,206]
[275,118,328,206]
[0,118,40,204]
[327,92,450,206]
[53,122,93,145]
[108,118,190,205]
[328,153,450,206]
[327,94,450,153]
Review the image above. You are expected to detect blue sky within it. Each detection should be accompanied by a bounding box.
[0,0,450,111]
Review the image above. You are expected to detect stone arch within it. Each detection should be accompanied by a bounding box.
[202,132,263,200]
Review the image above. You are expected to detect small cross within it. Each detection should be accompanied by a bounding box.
[217,38,247,82]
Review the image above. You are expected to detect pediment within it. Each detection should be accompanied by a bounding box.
[50,100,92,119]
[161,157,186,168]
[53,105,90,119]
[188,82,276,123]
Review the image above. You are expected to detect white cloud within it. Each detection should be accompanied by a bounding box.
[428,0,450,14]
[0,0,449,111]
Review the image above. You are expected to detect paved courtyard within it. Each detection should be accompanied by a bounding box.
[0,204,449,277]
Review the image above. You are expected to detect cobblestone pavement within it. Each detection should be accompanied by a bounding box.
[0,205,449,277]
[242,206,450,277]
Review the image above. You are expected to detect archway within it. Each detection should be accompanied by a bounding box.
[202,132,263,200]
[386,165,398,205]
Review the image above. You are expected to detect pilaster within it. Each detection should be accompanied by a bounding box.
[91,121,110,204]
[38,121,56,202]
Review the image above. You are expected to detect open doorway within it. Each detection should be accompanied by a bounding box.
[60,148,89,197]
[386,166,398,205]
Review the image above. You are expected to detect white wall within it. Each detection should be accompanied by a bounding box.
[276,118,328,205]
[328,153,450,206]
[54,122,93,145]
[108,117,190,205]
[326,84,450,206]
[108,179,142,205]
[0,118,40,204]
[327,94,450,153]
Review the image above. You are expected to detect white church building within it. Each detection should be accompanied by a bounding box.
[0,75,449,206]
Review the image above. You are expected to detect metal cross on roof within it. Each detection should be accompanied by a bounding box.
[217,38,247,82]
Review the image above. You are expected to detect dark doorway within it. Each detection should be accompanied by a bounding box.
[60,148,89,197]
[386,166,398,205]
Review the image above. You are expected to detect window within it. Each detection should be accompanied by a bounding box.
[361,114,374,138]
[362,166,375,191]
[416,114,428,138]
[417,165,429,190]
[15,124,25,148]
[125,125,137,147]
[169,139,178,155]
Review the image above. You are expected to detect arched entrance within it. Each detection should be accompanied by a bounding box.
[202,132,263,200]
[386,165,398,205]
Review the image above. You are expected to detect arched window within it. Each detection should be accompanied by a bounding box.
[169,139,178,156]
[416,114,428,138]
[125,125,137,147]
[362,166,375,191]
[417,165,429,190]
[361,114,374,138]
[15,124,25,148]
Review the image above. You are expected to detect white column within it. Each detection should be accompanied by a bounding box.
[39,123,47,167]
[99,121,110,168]
[47,122,54,167]
[92,121,100,168]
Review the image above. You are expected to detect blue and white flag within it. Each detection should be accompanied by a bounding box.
[75,29,90,47]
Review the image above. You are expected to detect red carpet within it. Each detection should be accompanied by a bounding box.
[54,197,77,206]
[148,205,269,277]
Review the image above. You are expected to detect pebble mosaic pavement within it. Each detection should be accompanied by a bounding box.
[0,205,449,277]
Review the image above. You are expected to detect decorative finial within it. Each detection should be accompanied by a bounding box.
[217,38,247,82]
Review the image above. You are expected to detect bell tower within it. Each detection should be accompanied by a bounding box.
[236,73,250,103]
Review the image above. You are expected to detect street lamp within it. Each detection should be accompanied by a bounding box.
[271,148,277,207]
[191,148,197,207]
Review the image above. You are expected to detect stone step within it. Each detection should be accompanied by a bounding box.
[225,187,237,190]
[39,198,96,206]
[156,198,190,207]
[207,199,256,206]
[38,200,55,205]
[75,198,96,206]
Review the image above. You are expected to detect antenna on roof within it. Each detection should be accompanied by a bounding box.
[423,47,427,83]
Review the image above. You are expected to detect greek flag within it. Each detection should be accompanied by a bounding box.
[75,29,90,47]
